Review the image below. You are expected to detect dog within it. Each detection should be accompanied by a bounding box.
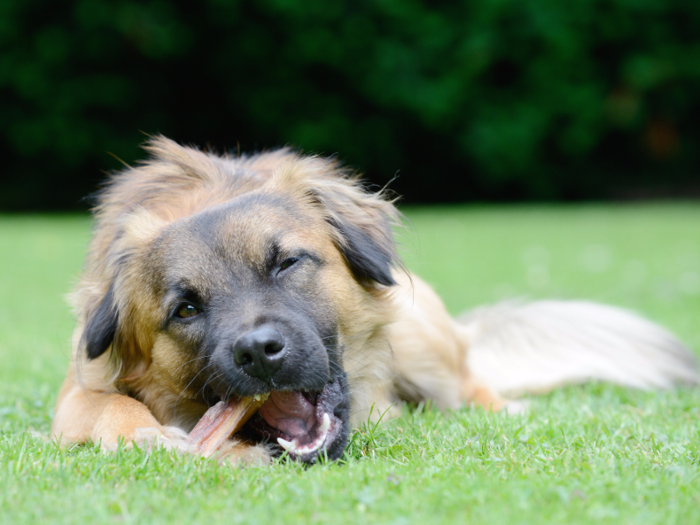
[51,136,699,464]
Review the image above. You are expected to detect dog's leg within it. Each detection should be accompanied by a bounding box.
[52,361,272,463]
[51,366,188,451]
[460,376,508,412]
[386,272,522,413]
[53,381,272,463]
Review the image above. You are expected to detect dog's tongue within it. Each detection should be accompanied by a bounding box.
[257,391,316,437]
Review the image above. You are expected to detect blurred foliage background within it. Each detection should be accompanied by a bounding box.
[1,0,699,210]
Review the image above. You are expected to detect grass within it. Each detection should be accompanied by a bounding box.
[1,204,699,524]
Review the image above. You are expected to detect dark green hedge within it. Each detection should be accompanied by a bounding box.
[2,0,700,209]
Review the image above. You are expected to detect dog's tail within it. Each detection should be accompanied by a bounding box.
[456,301,699,398]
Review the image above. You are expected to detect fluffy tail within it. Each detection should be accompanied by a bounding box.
[457,301,699,398]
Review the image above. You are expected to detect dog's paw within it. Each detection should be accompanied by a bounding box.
[96,425,190,453]
[94,426,271,466]
[136,425,191,452]
[215,440,272,467]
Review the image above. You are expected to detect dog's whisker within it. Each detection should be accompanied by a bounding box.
[172,361,216,420]
[198,370,224,401]
[170,355,210,377]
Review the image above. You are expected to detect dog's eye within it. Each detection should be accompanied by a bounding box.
[175,303,200,319]
[279,257,300,272]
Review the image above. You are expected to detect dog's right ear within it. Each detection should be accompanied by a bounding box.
[82,283,119,360]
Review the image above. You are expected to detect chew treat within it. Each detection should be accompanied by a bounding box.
[188,394,269,457]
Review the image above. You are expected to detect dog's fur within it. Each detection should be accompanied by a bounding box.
[52,136,699,464]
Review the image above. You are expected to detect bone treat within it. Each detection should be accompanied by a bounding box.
[188,394,269,457]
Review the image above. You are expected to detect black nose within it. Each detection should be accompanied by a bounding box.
[233,326,287,381]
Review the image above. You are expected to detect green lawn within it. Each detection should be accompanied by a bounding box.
[1,204,699,524]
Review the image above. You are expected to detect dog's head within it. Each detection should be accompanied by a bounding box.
[76,137,400,463]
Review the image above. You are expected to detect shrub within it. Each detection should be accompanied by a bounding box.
[1,0,699,209]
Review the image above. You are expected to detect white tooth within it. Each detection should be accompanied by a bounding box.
[319,413,331,434]
[277,437,297,452]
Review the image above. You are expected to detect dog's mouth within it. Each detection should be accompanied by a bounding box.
[236,376,347,463]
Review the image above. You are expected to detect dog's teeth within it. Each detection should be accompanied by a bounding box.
[319,413,331,434]
[277,437,297,452]
[277,416,330,456]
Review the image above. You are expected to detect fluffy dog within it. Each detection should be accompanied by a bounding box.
[51,136,699,464]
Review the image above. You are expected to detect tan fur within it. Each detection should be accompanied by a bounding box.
[52,136,689,465]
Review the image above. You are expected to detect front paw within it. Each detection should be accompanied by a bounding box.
[133,425,191,452]
[97,426,271,466]
[215,440,272,466]
[96,425,190,453]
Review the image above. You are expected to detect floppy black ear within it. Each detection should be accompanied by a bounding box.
[328,215,398,287]
[82,283,119,360]
[272,153,402,288]
[308,174,401,288]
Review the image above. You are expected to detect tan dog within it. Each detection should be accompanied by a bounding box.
[52,137,699,464]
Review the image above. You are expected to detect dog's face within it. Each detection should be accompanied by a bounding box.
[149,195,352,461]
[79,140,400,463]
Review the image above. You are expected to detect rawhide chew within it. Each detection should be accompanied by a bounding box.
[188,394,269,457]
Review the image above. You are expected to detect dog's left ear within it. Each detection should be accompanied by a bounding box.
[309,175,401,288]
